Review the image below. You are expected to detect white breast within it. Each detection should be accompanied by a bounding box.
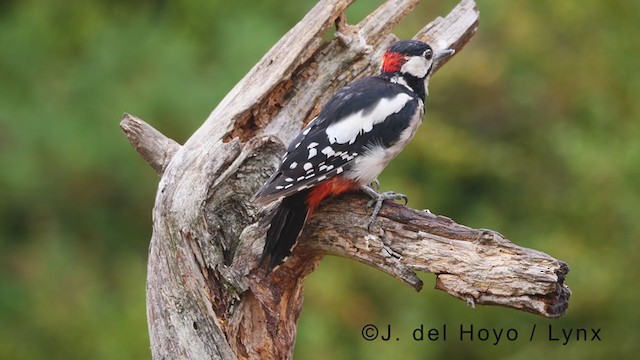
[346,100,425,185]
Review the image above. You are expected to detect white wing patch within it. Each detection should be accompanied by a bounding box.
[325,93,413,145]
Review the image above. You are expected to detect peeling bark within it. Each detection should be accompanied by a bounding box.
[120,1,570,359]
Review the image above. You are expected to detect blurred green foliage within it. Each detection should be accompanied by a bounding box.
[1,0,638,359]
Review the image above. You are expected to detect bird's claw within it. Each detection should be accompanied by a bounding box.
[370,178,380,190]
[376,191,408,205]
[361,186,409,231]
[394,192,409,205]
[366,219,376,232]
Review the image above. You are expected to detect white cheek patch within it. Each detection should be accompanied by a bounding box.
[324,93,412,145]
[401,56,431,78]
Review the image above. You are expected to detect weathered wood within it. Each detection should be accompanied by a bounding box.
[120,113,180,175]
[304,198,569,317]
[120,0,570,359]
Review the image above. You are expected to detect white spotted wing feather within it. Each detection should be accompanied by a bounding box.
[253,76,422,205]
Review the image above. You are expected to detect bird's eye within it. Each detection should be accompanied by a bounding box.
[424,50,433,60]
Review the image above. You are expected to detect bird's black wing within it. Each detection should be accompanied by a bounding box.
[253,76,420,204]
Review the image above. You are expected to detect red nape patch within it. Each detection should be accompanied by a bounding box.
[306,177,360,216]
[382,51,405,73]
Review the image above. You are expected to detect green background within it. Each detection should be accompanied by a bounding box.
[1,0,638,358]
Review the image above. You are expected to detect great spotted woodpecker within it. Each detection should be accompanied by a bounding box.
[253,40,454,271]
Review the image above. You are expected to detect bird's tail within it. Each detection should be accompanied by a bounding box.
[259,189,311,272]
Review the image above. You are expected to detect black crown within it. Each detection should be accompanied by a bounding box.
[387,40,432,56]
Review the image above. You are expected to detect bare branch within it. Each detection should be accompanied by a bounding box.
[300,196,570,318]
[416,0,480,71]
[120,113,180,175]
[195,0,356,144]
[358,0,421,44]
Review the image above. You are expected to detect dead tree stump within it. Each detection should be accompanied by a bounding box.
[120,1,570,358]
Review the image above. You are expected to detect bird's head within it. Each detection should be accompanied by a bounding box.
[381,40,454,79]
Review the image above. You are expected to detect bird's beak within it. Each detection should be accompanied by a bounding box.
[434,48,455,62]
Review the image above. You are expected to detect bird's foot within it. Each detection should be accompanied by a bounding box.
[361,186,408,231]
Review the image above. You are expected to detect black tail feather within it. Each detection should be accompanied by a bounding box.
[259,190,310,272]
